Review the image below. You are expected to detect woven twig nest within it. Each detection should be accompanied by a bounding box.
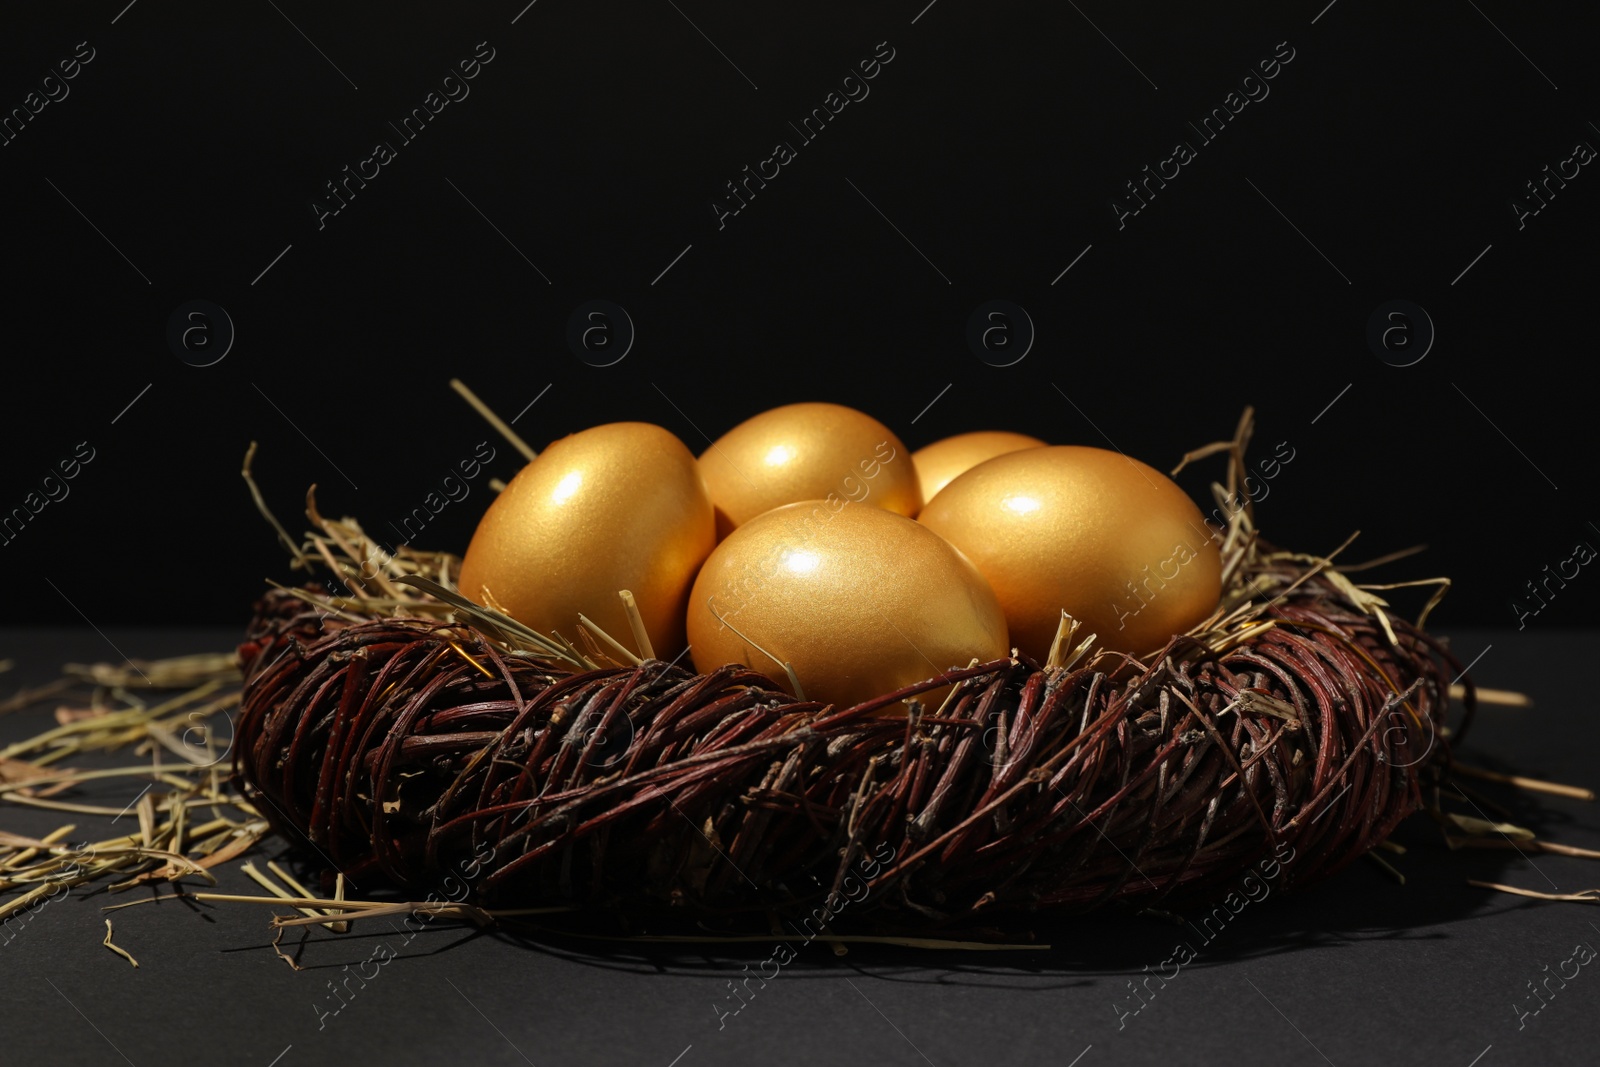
[232,420,1470,933]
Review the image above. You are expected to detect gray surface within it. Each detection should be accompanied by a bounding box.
[2,625,1598,1066]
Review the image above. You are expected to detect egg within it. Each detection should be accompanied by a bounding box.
[919,446,1222,659]
[686,501,1008,711]
[457,422,715,658]
[698,402,921,539]
[912,431,1048,505]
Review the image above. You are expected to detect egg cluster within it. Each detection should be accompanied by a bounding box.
[456,403,1222,711]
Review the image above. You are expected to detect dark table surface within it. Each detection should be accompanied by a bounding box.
[2,625,1598,1067]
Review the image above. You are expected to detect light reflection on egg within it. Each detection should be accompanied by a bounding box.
[457,422,715,658]
[920,445,1222,659]
[685,502,1008,711]
[698,402,921,539]
[911,431,1048,506]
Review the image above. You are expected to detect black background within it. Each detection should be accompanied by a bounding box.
[1,1,1595,630]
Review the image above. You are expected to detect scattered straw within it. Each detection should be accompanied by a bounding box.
[1451,762,1593,800]
[449,378,537,464]
[1468,881,1600,904]
[0,649,270,924]
[102,919,139,967]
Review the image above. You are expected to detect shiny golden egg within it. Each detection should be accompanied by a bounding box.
[457,422,715,658]
[919,446,1222,659]
[686,501,1008,711]
[912,431,1048,505]
[698,402,921,539]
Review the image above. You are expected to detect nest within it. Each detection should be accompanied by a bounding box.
[231,416,1473,934]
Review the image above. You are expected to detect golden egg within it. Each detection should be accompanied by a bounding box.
[912,431,1048,505]
[919,446,1222,659]
[686,502,1008,711]
[457,422,715,658]
[698,402,921,539]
